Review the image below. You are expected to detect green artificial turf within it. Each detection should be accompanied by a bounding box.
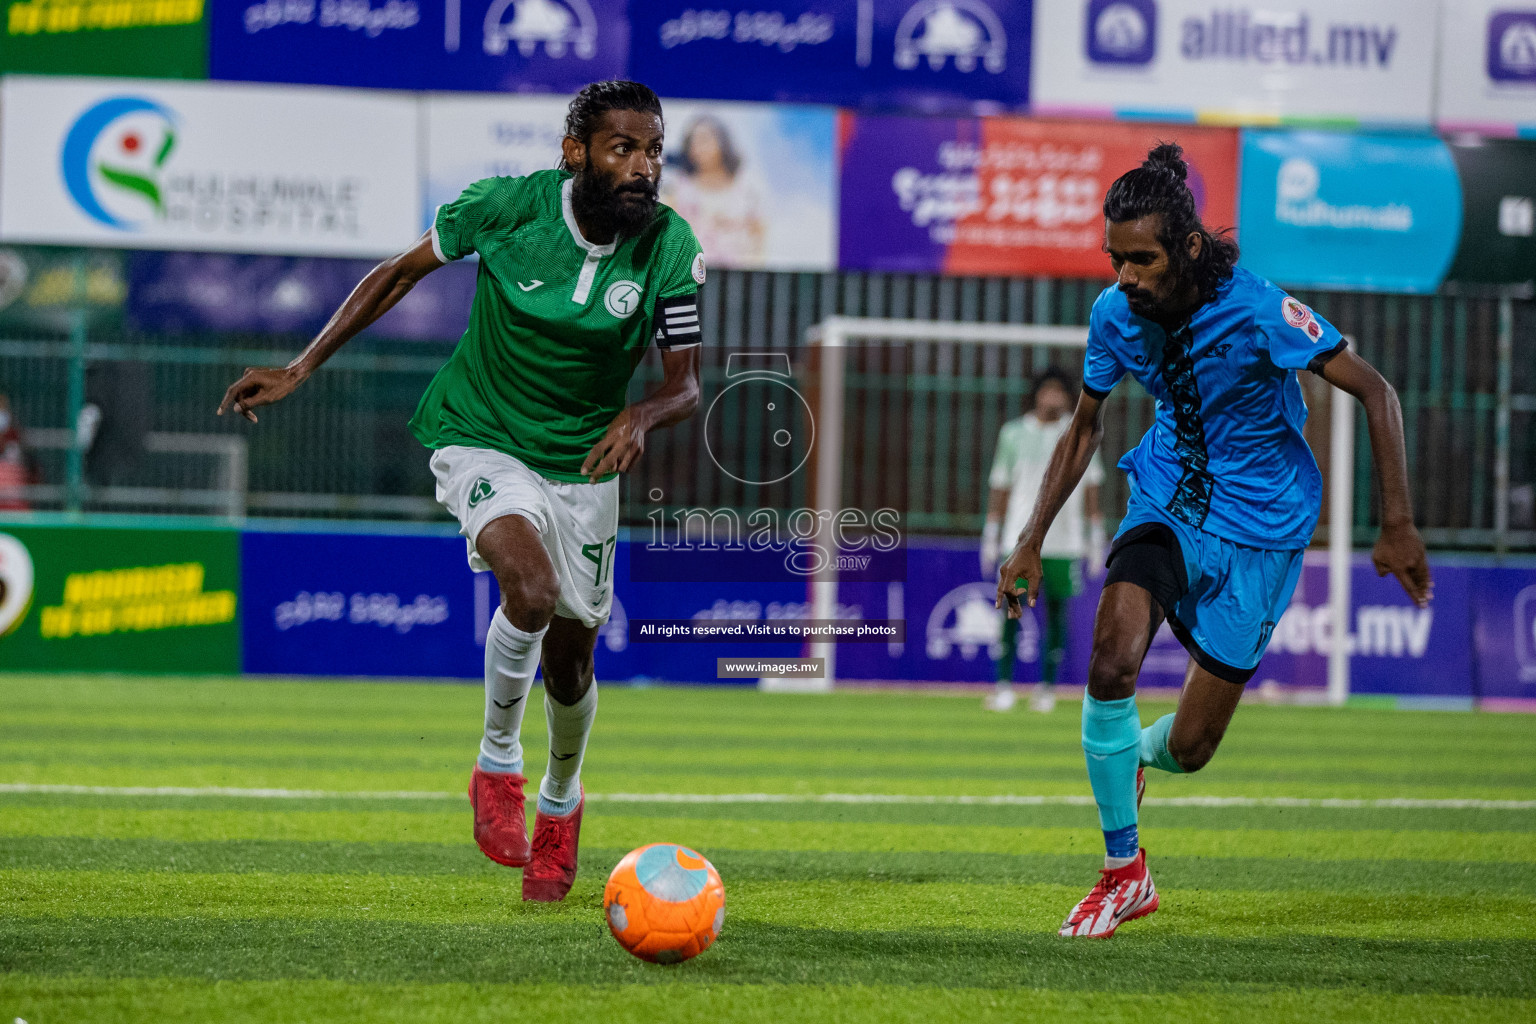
[1,674,1533,1023]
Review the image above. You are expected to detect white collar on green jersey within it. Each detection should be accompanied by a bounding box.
[561,178,618,257]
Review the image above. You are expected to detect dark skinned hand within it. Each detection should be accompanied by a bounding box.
[581,407,648,483]
[994,543,1043,620]
[217,366,306,423]
[1373,521,1433,608]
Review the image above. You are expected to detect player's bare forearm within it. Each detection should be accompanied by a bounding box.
[995,392,1105,613]
[217,233,442,422]
[580,346,700,482]
[1318,349,1432,606]
[630,345,701,433]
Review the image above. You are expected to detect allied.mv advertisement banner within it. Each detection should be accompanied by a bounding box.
[1031,0,1438,126]
[1436,0,1536,134]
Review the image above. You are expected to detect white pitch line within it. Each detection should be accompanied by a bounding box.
[1,783,1532,811]
[0,784,455,800]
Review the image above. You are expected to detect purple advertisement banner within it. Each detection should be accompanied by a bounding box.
[237,529,1536,700]
[127,251,475,341]
[241,530,485,677]
[836,545,1473,696]
[210,0,628,93]
[629,1,1031,111]
[1470,567,1536,701]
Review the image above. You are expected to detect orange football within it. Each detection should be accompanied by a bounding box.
[603,843,726,964]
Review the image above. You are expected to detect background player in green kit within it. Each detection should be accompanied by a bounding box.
[981,369,1105,714]
[218,81,705,902]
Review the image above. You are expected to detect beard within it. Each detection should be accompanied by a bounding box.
[570,165,660,240]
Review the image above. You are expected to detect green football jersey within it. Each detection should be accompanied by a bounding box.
[409,169,705,482]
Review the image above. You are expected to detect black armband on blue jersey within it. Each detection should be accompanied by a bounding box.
[655,291,701,349]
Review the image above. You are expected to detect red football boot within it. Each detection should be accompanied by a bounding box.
[1137,766,1146,809]
[522,788,584,902]
[1058,848,1159,938]
[467,766,530,867]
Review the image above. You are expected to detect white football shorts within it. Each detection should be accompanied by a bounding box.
[429,445,619,628]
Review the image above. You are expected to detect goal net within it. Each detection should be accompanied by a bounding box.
[798,315,1355,703]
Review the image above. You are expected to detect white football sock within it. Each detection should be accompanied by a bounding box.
[538,681,597,815]
[477,607,545,775]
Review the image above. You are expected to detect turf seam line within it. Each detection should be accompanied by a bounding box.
[3,784,1534,810]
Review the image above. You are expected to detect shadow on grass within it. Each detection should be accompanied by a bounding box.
[1,916,1530,997]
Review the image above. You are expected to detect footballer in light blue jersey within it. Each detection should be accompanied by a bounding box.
[995,143,1431,940]
[1083,265,1345,551]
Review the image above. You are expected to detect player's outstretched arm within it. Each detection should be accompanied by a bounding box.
[995,391,1106,617]
[1317,349,1432,608]
[580,345,701,483]
[216,232,444,423]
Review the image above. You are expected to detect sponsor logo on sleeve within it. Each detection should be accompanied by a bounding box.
[1281,295,1312,328]
[1282,295,1326,342]
[691,251,706,285]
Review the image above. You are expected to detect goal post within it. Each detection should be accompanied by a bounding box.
[797,316,1355,702]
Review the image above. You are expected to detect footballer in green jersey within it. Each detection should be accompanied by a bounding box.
[219,81,704,903]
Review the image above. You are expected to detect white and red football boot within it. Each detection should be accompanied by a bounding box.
[1137,765,1146,809]
[468,766,530,867]
[1058,848,1159,938]
[523,788,584,902]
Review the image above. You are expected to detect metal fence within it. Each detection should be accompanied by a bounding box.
[1,269,1531,551]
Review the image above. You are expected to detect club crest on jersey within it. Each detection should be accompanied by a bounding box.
[692,252,706,285]
[1281,296,1313,329]
[604,280,643,319]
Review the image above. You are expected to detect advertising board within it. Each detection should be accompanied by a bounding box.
[209,0,627,92]
[1436,0,1536,134]
[629,0,1032,111]
[2,0,207,78]
[0,524,240,673]
[425,95,839,271]
[240,530,484,677]
[0,76,421,258]
[125,251,476,340]
[1443,137,1536,287]
[1031,0,1438,126]
[1237,130,1462,293]
[839,113,1236,276]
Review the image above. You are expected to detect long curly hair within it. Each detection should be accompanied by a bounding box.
[558,80,664,171]
[1103,142,1239,302]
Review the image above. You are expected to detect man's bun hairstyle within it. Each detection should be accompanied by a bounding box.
[1103,142,1238,301]
[560,80,663,171]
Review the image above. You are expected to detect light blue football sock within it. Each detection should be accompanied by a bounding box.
[1082,693,1141,860]
[1139,712,1187,774]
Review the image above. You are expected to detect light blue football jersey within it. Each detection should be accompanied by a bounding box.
[1083,266,1346,550]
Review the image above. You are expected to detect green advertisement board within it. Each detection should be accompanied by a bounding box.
[0,522,239,672]
[1445,138,1536,288]
[1,0,206,78]
[0,246,126,331]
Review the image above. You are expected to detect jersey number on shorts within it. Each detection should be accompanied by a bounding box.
[580,534,618,587]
